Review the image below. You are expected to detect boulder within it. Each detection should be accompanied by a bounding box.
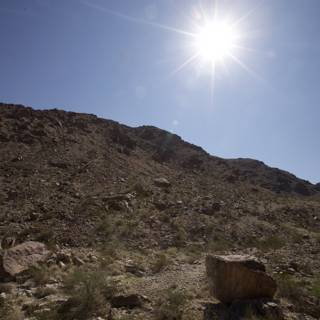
[206,255,277,303]
[0,241,50,280]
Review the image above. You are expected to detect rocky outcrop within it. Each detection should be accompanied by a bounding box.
[206,255,277,303]
[0,241,50,280]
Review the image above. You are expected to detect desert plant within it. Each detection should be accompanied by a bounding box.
[60,267,119,319]
[33,286,57,299]
[156,287,188,320]
[207,237,231,252]
[311,276,320,298]
[28,265,51,286]
[255,235,285,251]
[276,274,305,302]
[152,253,170,273]
[0,295,23,320]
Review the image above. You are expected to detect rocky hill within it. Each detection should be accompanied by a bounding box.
[0,103,319,320]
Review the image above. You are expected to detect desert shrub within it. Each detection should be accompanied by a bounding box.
[152,253,170,273]
[276,275,305,302]
[28,265,51,286]
[173,226,187,247]
[170,220,187,247]
[0,283,15,294]
[132,181,151,197]
[156,287,188,320]
[311,276,320,298]
[0,296,23,320]
[255,235,285,251]
[118,218,139,238]
[60,267,119,319]
[183,243,203,263]
[166,247,178,257]
[96,215,114,240]
[33,286,57,299]
[207,237,231,252]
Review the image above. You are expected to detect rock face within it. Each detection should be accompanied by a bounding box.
[0,241,50,280]
[206,255,277,303]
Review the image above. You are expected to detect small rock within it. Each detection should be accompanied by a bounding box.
[153,178,171,188]
[0,292,7,299]
[56,252,72,264]
[58,261,67,269]
[72,256,85,266]
[125,264,145,277]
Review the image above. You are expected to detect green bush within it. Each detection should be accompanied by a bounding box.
[59,268,118,319]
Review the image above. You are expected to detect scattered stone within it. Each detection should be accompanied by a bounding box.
[199,202,221,215]
[153,178,171,188]
[0,241,50,280]
[28,212,41,221]
[206,254,277,303]
[125,263,145,277]
[56,252,72,264]
[58,261,67,269]
[72,255,85,266]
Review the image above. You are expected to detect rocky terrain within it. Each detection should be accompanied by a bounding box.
[0,103,319,319]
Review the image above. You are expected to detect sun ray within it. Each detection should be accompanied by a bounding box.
[209,62,217,106]
[81,0,194,37]
[169,53,200,77]
[228,53,263,81]
[230,0,264,29]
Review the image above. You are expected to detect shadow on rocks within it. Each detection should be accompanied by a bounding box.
[204,298,284,320]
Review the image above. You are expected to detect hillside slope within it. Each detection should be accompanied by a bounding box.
[0,103,319,319]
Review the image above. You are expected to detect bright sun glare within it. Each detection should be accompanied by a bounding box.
[195,20,239,64]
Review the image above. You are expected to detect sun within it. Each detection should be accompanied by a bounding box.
[194,20,239,64]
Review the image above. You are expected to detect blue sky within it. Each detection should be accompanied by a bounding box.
[0,0,319,183]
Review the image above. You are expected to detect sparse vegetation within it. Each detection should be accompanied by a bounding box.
[156,287,188,320]
[276,274,306,302]
[152,252,170,273]
[1,104,320,319]
[207,237,231,252]
[60,267,119,319]
[28,265,51,286]
[0,295,23,320]
[311,275,320,298]
[255,235,285,251]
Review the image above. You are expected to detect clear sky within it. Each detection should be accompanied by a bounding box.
[0,0,319,183]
